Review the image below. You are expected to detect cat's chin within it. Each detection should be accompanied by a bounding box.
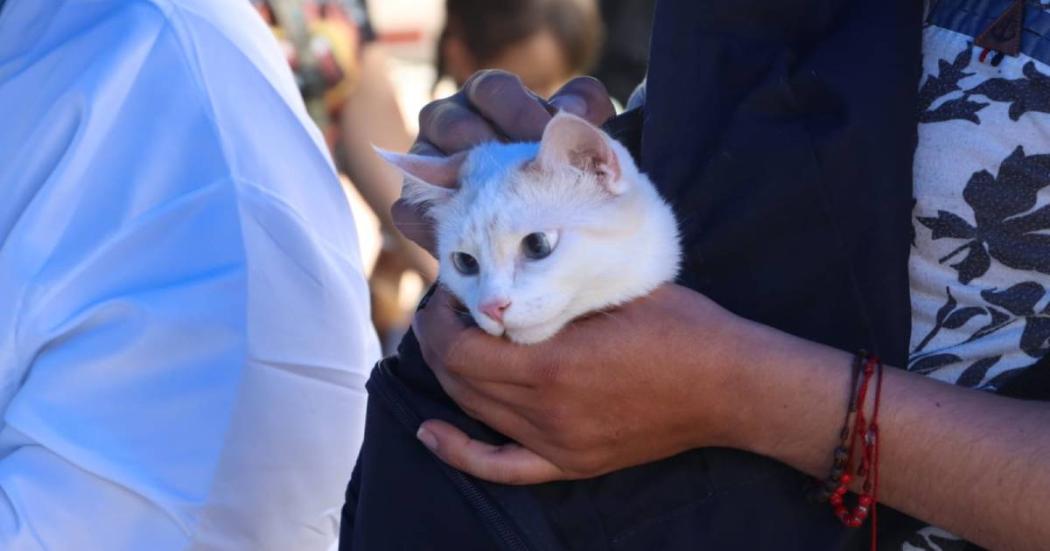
[504,322,564,345]
[474,318,563,345]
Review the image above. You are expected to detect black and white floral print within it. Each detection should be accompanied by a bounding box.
[916,146,1050,285]
[904,526,975,551]
[910,29,1050,391]
[904,9,1050,549]
[918,47,1050,125]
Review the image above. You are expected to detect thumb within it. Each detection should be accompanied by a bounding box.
[416,419,566,485]
[391,198,437,257]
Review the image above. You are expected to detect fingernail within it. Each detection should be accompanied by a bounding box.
[417,426,439,452]
[550,95,587,117]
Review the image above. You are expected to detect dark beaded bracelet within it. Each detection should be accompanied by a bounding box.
[808,352,864,503]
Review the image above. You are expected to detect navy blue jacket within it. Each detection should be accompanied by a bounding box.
[342,0,927,548]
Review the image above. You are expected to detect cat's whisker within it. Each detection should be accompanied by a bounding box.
[594,310,625,325]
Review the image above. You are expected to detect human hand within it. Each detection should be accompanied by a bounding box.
[412,284,754,484]
[391,71,616,254]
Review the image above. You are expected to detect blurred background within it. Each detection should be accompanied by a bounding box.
[252,0,656,352]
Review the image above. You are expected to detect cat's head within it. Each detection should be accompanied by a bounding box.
[380,113,679,344]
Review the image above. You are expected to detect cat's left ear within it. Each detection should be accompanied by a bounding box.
[375,148,467,206]
[536,112,626,195]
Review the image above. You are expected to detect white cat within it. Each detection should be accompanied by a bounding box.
[380,112,681,344]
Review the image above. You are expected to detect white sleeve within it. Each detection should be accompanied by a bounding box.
[0,2,379,549]
[4,179,377,551]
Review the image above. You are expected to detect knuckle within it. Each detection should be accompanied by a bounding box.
[417,99,445,129]
[440,115,478,144]
[469,70,524,105]
[420,101,489,151]
[450,389,483,420]
[563,75,608,99]
[541,406,579,446]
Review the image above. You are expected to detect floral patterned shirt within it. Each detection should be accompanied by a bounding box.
[906,0,1050,548]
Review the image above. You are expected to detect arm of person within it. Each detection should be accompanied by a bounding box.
[414,284,1050,551]
[2,179,376,550]
[394,72,1050,551]
[339,44,437,280]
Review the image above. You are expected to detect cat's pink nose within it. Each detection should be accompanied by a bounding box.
[480,299,511,323]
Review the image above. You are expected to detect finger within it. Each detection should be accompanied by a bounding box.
[430,369,539,442]
[444,329,547,385]
[418,95,500,155]
[430,365,501,420]
[548,76,617,127]
[465,70,553,142]
[413,286,472,362]
[413,288,547,386]
[391,198,437,256]
[416,419,567,485]
[432,351,538,413]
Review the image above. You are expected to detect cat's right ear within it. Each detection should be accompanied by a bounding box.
[375,148,467,206]
[536,113,626,195]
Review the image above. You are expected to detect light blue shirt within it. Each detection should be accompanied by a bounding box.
[0,0,379,548]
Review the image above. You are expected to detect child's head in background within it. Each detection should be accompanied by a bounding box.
[437,0,602,98]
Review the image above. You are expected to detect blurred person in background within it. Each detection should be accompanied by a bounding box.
[0,0,378,548]
[254,0,437,352]
[434,0,603,98]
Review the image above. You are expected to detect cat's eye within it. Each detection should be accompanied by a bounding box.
[521,231,557,260]
[451,252,480,275]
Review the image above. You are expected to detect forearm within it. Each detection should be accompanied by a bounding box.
[341,45,436,279]
[341,44,412,227]
[723,318,1050,550]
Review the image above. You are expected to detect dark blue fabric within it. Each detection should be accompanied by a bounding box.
[929,0,1050,67]
[342,0,924,548]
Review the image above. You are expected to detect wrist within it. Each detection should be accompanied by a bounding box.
[673,299,772,451]
[705,317,853,477]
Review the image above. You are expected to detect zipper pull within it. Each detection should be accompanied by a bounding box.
[975,0,1025,59]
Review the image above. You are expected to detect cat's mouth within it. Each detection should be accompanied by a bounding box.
[463,298,566,344]
[473,315,546,344]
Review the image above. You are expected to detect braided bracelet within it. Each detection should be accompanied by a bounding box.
[810,351,884,551]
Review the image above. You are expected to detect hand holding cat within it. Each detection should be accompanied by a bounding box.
[391,70,616,254]
[413,284,752,483]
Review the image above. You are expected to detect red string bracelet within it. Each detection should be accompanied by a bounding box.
[817,352,884,551]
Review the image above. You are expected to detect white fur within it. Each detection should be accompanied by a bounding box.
[383,113,681,344]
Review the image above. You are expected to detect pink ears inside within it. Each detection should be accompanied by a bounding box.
[536,112,626,195]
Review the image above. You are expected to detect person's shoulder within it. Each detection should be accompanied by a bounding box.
[36,0,302,114]
[75,0,335,203]
[135,0,359,266]
[146,0,305,108]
